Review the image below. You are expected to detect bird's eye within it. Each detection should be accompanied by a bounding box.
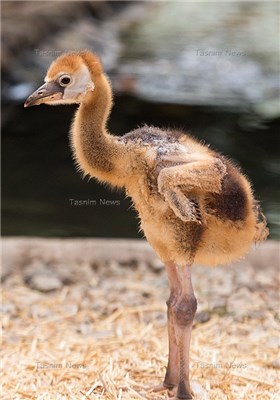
[59,75,72,86]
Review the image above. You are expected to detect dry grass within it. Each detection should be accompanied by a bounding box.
[1,254,279,400]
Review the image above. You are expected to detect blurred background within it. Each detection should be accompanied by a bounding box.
[2,0,280,239]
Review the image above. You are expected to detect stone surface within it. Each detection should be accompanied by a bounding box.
[28,273,63,292]
[2,238,279,322]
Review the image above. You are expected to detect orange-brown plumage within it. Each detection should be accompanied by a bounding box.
[46,51,103,81]
[25,51,268,399]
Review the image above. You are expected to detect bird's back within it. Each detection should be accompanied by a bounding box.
[119,125,268,266]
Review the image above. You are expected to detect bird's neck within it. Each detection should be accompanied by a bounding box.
[71,74,121,183]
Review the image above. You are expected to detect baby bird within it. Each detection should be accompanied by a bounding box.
[25,51,268,399]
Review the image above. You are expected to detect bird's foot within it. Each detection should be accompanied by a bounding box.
[148,384,169,393]
[148,383,177,397]
[159,187,202,224]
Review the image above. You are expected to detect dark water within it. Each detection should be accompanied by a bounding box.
[2,97,279,239]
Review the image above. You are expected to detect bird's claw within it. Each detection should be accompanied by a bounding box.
[148,383,177,394]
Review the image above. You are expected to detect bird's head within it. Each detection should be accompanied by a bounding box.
[24,51,103,107]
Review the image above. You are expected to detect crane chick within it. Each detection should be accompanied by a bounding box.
[25,51,268,399]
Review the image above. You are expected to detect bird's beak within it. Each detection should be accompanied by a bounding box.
[24,81,64,107]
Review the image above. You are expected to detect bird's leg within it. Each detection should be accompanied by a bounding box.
[158,158,227,222]
[158,158,227,195]
[173,265,197,400]
[163,262,181,389]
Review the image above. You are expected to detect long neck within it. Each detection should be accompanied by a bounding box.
[71,74,121,183]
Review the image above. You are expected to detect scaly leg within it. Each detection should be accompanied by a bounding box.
[163,262,181,389]
[173,265,197,400]
[152,264,197,398]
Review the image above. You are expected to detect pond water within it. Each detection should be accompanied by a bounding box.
[2,96,279,239]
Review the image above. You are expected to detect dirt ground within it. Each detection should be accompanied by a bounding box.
[1,239,279,399]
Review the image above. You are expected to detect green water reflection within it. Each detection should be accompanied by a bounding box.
[2,97,279,239]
